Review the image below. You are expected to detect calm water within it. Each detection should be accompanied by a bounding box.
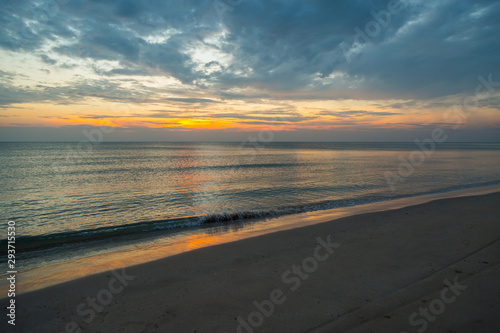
[1,142,500,258]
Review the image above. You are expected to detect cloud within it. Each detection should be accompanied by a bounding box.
[39,54,57,65]
[387,101,417,109]
[0,77,197,106]
[77,112,188,119]
[0,0,499,109]
[142,121,180,125]
[319,110,401,117]
[165,97,220,104]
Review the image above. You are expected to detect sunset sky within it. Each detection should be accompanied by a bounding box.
[1,0,500,141]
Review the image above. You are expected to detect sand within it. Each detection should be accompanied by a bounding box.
[2,191,500,333]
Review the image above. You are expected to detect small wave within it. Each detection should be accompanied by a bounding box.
[2,180,499,255]
[0,197,378,254]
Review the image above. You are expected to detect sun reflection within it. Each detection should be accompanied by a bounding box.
[183,233,230,250]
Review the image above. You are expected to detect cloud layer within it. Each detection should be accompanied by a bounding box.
[1,0,500,140]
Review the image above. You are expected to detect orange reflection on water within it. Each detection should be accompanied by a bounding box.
[174,148,201,192]
[1,229,242,295]
[183,232,235,251]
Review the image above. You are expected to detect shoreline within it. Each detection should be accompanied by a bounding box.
[2,183,500,296]
[2,190,500,332]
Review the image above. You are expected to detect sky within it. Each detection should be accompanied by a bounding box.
[1,0,500,142]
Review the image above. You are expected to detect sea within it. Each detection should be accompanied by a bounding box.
[1,142,500,291]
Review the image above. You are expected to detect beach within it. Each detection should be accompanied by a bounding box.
[2,0,500,332]
[3,190,499,333]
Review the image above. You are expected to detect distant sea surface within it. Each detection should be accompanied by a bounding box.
[1,142,500,268]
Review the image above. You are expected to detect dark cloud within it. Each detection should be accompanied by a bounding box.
[343,1,500,99]
[478,96,500,109]
[165,98,220,104]
[1,0,499,107]
[208,113,315,122]
[77,112,187,119]
[0,78,159,106]
[387,101,417,109]
[73,111,313,123]
[39,54,57,65]
[319,110,401,117]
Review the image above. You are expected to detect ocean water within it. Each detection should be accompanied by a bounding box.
[1,142,500,270]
